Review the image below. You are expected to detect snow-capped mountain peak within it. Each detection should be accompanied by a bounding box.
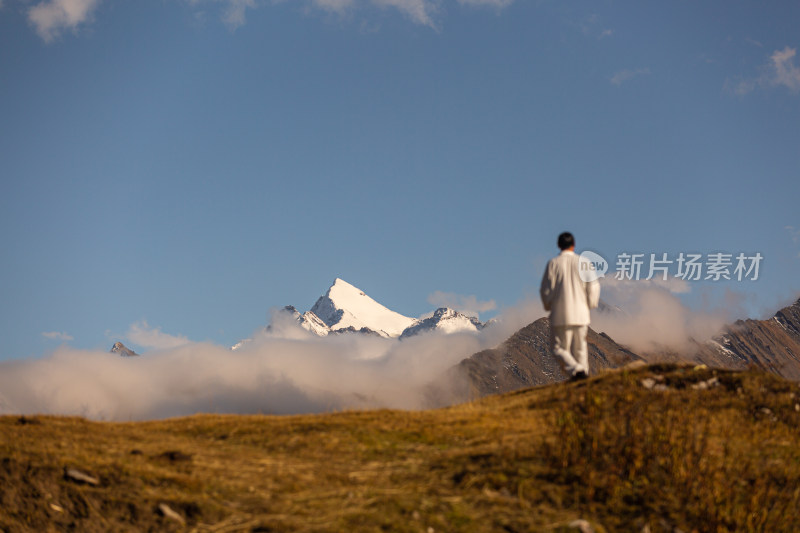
[231,278,489,348]
[400,307,485,339]
[310,278,415,338]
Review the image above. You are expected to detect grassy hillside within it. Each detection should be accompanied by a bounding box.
[2,363,799,532]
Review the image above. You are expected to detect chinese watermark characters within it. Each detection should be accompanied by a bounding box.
[578,251,763,283]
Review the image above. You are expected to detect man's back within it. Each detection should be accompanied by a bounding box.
[540,232,600,380]
[540,250,599,326]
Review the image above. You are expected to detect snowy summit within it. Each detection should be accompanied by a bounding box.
[232,278,488,348]
[310,278,416,337]
[400,308,485,339]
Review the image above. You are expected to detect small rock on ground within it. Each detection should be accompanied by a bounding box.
[158,503,185,525]
[568,519,596,533]
[64,468,99,486]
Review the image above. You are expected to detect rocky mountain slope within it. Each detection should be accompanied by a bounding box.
[692,297,800,380]
[455,317,641,398]
[109,342,137,357]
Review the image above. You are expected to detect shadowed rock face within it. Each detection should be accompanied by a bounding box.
[692,298,800,380]
[110,342,137,357]
[456,317,641,398]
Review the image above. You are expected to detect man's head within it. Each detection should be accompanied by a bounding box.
[558,232,575,251]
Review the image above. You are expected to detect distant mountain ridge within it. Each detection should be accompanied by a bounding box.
[401,308,486,339]
[110,342,137,357]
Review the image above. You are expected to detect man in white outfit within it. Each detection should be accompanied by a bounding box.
[540,232,601,381]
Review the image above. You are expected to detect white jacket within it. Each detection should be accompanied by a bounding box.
[540,250,600,327]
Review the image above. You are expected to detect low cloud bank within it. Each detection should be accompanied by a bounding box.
[591,277,748,354]
[426,290,497,318]
[0,300,543,420]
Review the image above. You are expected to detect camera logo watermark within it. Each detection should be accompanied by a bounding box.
[578,251,763,282]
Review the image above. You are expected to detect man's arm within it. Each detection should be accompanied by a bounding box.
[586,279,600,309]
[540,260,554,312]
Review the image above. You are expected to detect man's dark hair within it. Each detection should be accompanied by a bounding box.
[558,232,575,250]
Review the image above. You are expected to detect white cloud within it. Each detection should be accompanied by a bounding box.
[427,290,497,318]
[787,226,800,259]
[28,0,103,43]
[312,0,356,12]
[727,46,800,96]
[371,0,439,28]
[457,0,514,7]
[745,37,764,48]
[125,320,191,351]
[24,0,518,40]
[188,0,257,30]
[592,277,738,354]
[650,275,691,294]
[725,77,757,96]
[221,0,256,30]
[610,68,650,86]
[577,12,611,39]
[194,0,442,29]
[787,225,800,244]
[41,331,74,342]
[769,46,800,92]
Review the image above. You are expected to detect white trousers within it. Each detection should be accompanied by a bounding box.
[551,325,589,377]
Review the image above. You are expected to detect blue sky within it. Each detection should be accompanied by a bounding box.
[1,0,799,360]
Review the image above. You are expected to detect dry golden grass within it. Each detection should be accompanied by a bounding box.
[1,363,799,532]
